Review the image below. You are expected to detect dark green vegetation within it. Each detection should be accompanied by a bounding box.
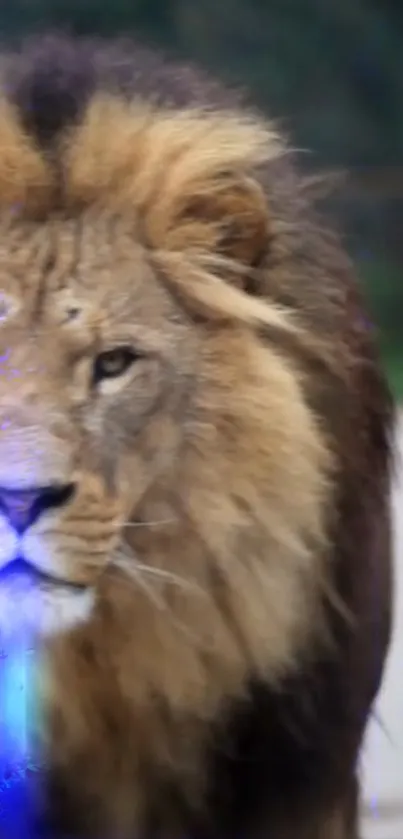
[1,0,402,391]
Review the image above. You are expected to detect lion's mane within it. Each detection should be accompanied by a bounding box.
[0,33,394,839]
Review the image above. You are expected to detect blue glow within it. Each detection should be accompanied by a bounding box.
[0,629,40,837]
[1,634,32,763]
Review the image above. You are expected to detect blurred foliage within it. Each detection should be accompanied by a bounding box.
[0,0,401,391]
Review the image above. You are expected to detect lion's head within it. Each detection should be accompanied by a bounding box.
[0,91,333,715]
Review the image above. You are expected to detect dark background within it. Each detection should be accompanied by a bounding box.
[0,0,402,393]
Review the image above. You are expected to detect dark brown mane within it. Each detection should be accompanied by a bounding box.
[3,32,242,148]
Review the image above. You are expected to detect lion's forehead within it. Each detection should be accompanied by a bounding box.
[0,214,175,339]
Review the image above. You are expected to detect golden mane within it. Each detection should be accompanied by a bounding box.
[65,98,292,328]
[0,93,327,359]
[0,37,392,838]
[0,98,52,209]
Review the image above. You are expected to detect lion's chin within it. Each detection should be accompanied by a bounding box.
[0,559,95,640]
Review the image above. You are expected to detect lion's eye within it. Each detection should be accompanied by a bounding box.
[93,348,139,383]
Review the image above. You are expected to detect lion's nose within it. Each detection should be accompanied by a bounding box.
[0,483,76,533]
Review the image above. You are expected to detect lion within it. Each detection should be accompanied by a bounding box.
[0,33,393,839]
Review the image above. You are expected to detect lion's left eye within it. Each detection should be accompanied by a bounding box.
[93,348,140,383]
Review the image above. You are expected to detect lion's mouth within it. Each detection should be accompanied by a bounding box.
[0,556,89,593]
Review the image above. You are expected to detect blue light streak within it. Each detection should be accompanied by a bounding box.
[0,628,40,838]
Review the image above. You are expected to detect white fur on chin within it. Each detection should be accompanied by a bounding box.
[0,573,95,640]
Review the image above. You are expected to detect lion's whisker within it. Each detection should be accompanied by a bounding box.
[132,573,170,612]
[132,562,206,597]
[113,551,169,612]
[112,550,206,641]
[121,518,177,529]
[114,550,205,597]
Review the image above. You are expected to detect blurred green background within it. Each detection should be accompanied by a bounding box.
[1,0,402,394]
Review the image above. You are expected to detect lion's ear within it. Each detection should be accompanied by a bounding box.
[149,173,271,278]
[185,175,270,269]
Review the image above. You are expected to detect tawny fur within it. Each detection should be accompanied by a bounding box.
[0,35,393,839]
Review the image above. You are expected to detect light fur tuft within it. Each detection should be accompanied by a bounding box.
[0,98,53,211]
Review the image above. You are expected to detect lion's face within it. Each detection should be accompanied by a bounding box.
[0,212,196,638]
